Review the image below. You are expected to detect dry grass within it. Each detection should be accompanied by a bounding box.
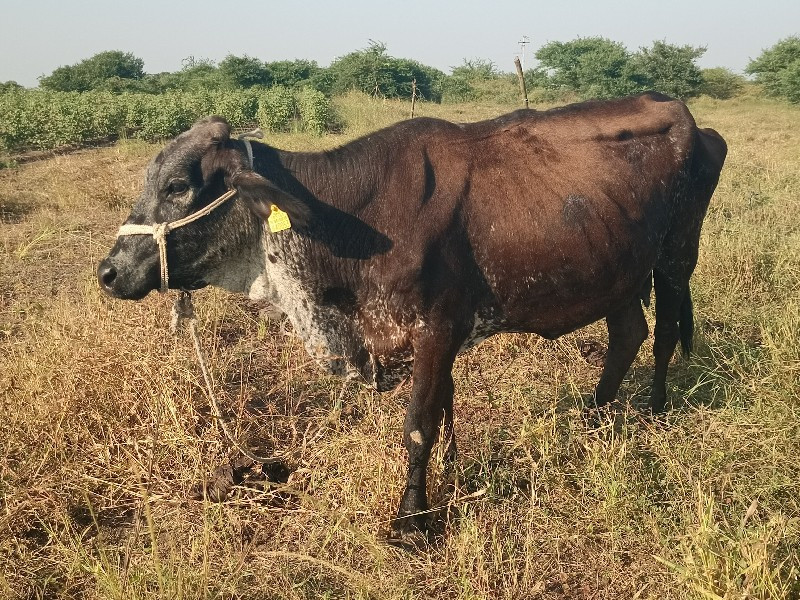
[1,93,799,599]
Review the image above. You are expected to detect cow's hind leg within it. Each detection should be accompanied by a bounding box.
[593,299,649,408]
[651,271,692,413]
[391,322,460,539]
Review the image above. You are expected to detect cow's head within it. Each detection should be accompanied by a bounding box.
[98,117,309,300]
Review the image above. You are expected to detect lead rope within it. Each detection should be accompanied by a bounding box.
[171,291,293,464]
[119,131,300,464]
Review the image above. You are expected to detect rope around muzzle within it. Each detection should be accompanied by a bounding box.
[116,132,261,293]
[116,188,239,293]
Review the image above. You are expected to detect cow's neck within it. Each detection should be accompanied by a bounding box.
[205,226,270,299]
[202,140,407,388]
[254,139,389,214]
[203,220,311,304]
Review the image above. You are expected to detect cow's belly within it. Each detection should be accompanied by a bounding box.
[479,228,658,335]
[496,259,653,338]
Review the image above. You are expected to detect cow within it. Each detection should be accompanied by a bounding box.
[98,92,727,538]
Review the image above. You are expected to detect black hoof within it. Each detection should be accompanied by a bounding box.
[581,402,615,428]
[386,525,429,551]
[387,510,432,549]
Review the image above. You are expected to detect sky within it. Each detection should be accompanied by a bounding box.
[1,0,798,87]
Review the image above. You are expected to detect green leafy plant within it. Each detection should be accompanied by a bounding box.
[296,87,331,134]
[257,86,296,132]
[747,37,800,103]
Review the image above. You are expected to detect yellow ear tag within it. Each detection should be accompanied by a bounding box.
[268,204,292,233]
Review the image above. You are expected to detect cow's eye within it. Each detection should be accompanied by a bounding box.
[168,181,189,196]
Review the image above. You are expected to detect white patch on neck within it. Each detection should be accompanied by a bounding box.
[210,225,413,391]
[206,232,272,300]
[260,230,371,382]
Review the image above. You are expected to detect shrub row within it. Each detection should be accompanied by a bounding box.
[0,87,334,152]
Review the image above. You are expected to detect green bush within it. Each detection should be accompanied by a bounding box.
[779,60,800,103]
[257,86,296,132]
[39,51,145,92]
[627,41,705,99]
[0,87,336,152]
[266,60,323,89]
[327,42,445,102]
[535,38,706,100]
[211,90,259,128]
[0,90,39,150]
[746,37,800,103]
[440,75,476,103]
[440,60,526,105]
[536,37,638,99]
[700,68,745,99]
[218,55,272,88]
[296,87,331,134]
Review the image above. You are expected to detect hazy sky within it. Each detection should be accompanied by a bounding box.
[1,0,797,87]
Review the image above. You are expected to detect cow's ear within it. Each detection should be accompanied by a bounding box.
[230,171,311,228]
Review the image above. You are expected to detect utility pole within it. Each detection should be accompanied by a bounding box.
[518,35,530,72]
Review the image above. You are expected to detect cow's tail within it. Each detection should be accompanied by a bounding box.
[679,287,694,357]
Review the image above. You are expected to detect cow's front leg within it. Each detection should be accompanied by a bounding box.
[391,323,459,538]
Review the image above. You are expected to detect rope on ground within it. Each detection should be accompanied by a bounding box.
[172,291,300,465]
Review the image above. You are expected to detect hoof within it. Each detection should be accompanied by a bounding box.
[386,526,429,551]
[649,398,668,415]
[387,512,431,550]
[581,402,616,428]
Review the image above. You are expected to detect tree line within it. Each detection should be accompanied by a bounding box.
[1,36,796,104]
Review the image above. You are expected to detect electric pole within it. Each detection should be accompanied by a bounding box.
[518,35,530,72]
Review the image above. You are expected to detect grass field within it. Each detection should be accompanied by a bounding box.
[1,92,798,599]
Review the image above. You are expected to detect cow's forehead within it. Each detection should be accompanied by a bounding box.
[144,133,204,188]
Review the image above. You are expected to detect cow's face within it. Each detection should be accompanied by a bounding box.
[98,117,309,300]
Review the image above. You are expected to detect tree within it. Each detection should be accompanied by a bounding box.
[450,58,500,80]
[266,60,322,88]
[441,59,509,103]
[392,58,444,101]
[218,55,272,88]
[779,60,800,103]
[327,42,444,101]
[628,41,706,99]
[147,58,225,92]
[40,51,144,92]
[0,81,22,93]
[536,37,638,99]
[746,36,800,103]
[327,41,397,97]
[699,67,745,99]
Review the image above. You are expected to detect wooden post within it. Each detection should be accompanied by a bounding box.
[514,57,529,109]
[410,79,417,118]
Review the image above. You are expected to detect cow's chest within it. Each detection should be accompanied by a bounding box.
[251,255,414,392]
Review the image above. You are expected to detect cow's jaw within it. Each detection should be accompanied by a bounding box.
[201,225,274,301]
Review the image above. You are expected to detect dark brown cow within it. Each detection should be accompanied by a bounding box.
[98,92,727,537]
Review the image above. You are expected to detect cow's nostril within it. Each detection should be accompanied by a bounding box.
[99,264,117,289]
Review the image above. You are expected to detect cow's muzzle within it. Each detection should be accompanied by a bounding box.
[98,259,117,292]
[97,255,157,300]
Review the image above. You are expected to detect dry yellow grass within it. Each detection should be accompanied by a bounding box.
[1,93,798,599]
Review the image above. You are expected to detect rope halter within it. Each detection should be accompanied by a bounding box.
[116,188,238,293]
[115,135,259,293]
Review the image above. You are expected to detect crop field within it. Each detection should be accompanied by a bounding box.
[1,93,799,599]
